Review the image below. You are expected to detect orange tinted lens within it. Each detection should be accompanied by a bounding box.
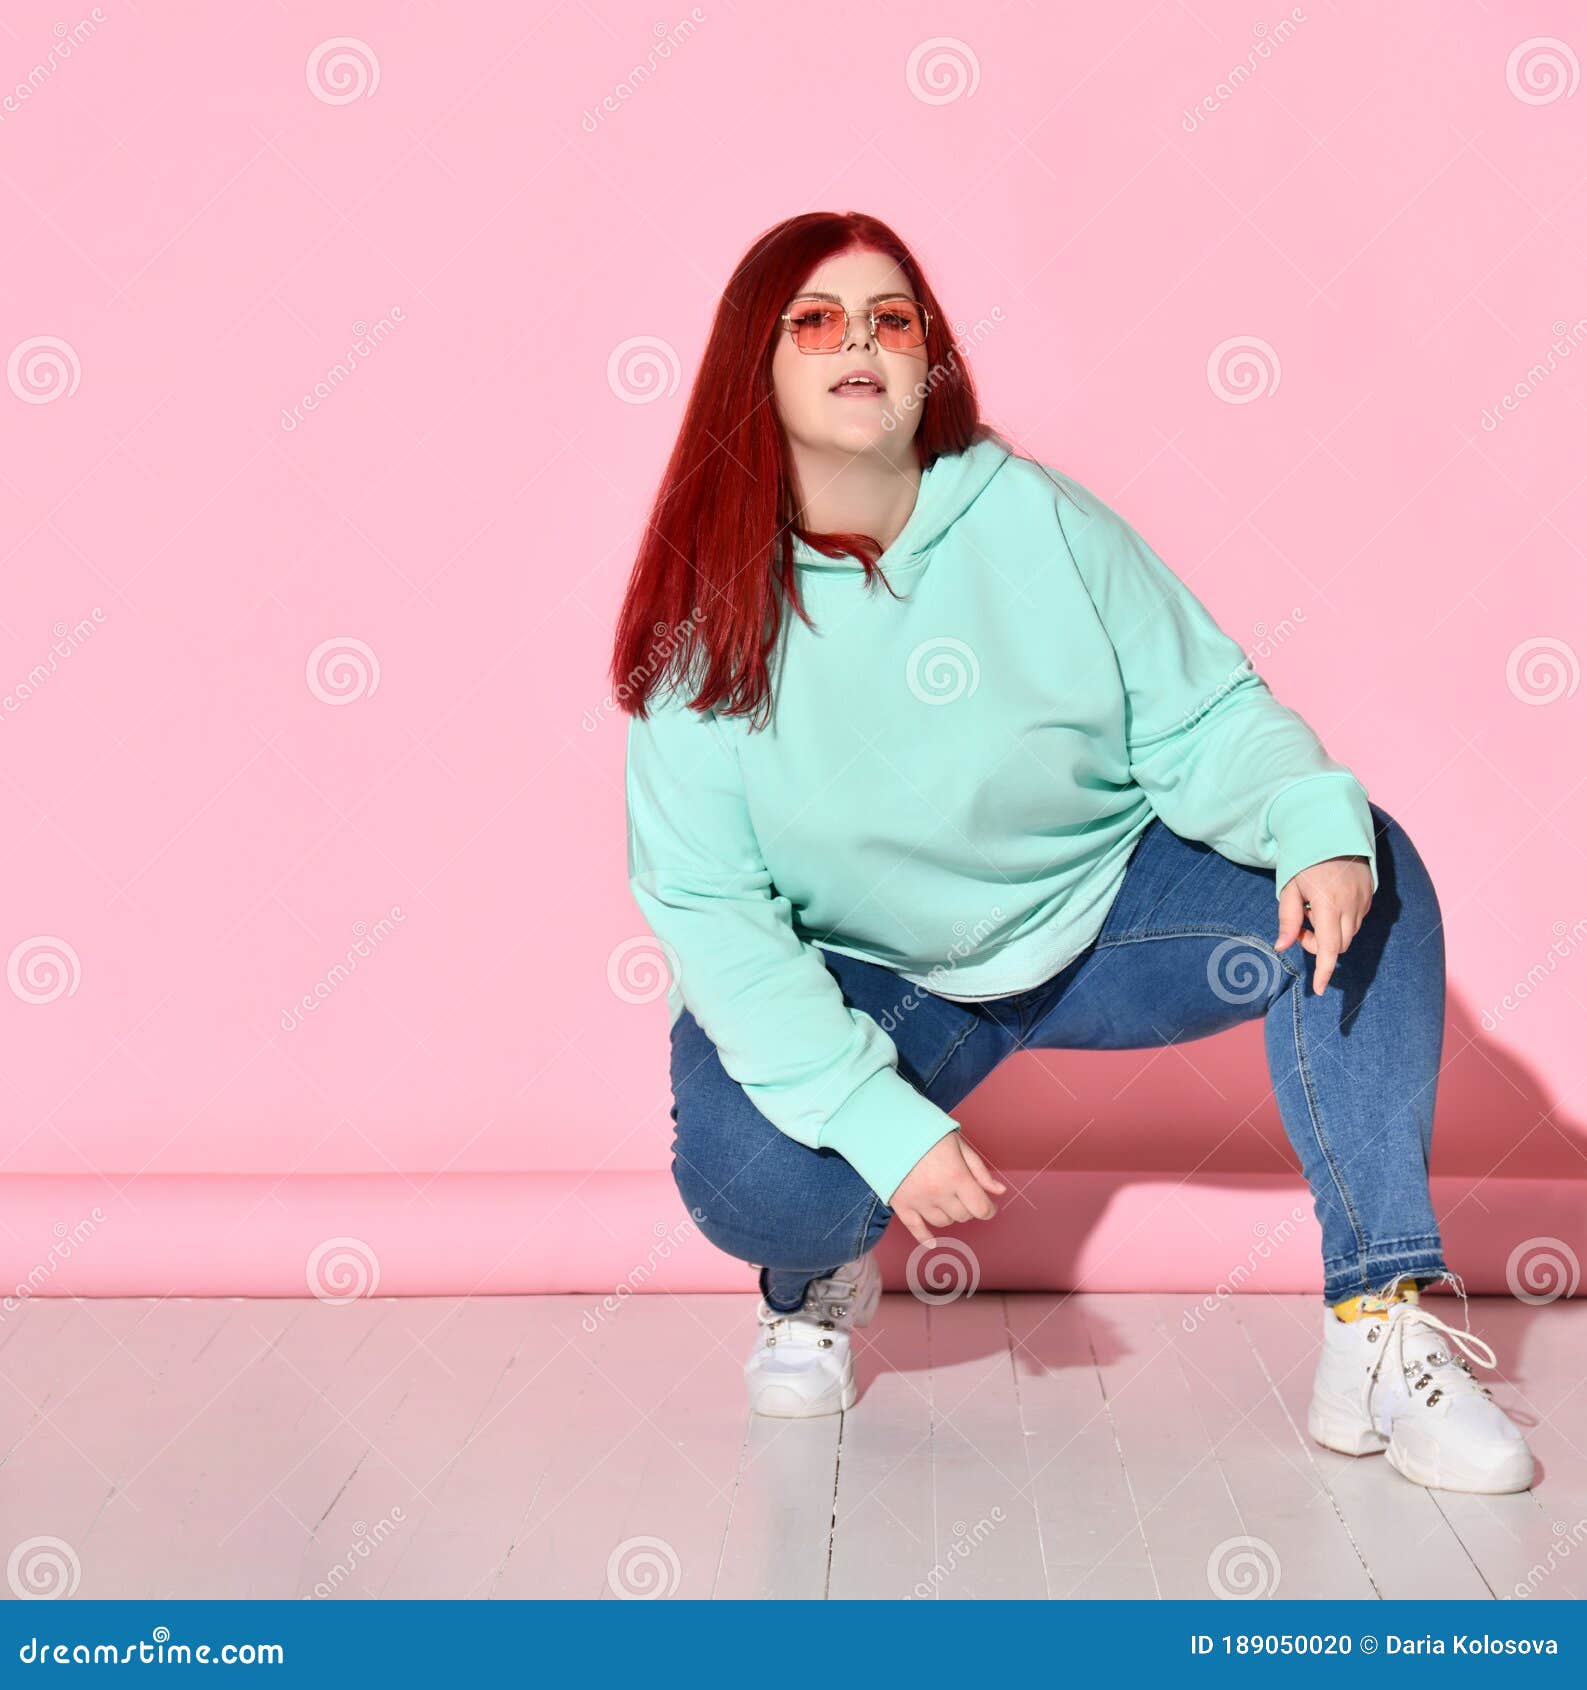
[787,303,845,350]
[874,301,926,348]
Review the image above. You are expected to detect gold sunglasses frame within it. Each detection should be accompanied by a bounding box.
[778,296,932,355]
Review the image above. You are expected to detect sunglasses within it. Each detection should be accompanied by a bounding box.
[779,296,931,354]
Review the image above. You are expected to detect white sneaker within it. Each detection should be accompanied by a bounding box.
[743,1253,882,1418]
[1307,1297,1535,1494]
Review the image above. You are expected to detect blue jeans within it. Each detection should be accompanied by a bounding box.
[668,803,1452,1312]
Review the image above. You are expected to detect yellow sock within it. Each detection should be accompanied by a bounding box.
[1332,1277,1422,1322]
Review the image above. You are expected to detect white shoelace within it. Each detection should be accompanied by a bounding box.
[1365,1301,1499,1422]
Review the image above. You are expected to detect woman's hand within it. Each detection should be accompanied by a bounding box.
[1276,854,1373,994]
[889,1131,1006,1248]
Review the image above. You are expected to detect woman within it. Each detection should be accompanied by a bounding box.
[611,211,1535,1495]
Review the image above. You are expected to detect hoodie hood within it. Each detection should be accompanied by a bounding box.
[788,430,1015,575]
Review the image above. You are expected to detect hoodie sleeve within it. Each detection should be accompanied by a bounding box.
[1055,477,1379,899]
[624,685,962,1203]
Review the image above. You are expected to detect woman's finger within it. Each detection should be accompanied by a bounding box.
[1311,904,1344,993]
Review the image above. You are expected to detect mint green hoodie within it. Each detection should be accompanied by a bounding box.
[624,430,1377,1203]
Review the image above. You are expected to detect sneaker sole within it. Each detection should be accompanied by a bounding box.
[1307,1398,1389,1457]
[748,1371,858,1418]
[1385,1434,1536,1495]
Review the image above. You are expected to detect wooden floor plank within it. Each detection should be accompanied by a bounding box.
[1,1292,1570,1600]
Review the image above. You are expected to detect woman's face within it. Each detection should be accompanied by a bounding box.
[770,246,931,462]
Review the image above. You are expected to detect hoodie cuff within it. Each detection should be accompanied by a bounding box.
[817,1065,961,1204]
[1266,774,1379,899]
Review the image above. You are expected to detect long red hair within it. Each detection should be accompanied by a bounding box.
[610,211,988,729]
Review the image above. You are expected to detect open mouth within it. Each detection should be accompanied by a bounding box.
[830,372,886,397]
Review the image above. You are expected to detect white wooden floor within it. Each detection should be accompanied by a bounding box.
[0,1293,1579,1600]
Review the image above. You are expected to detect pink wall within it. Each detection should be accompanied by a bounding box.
[2,1,1583,1295]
